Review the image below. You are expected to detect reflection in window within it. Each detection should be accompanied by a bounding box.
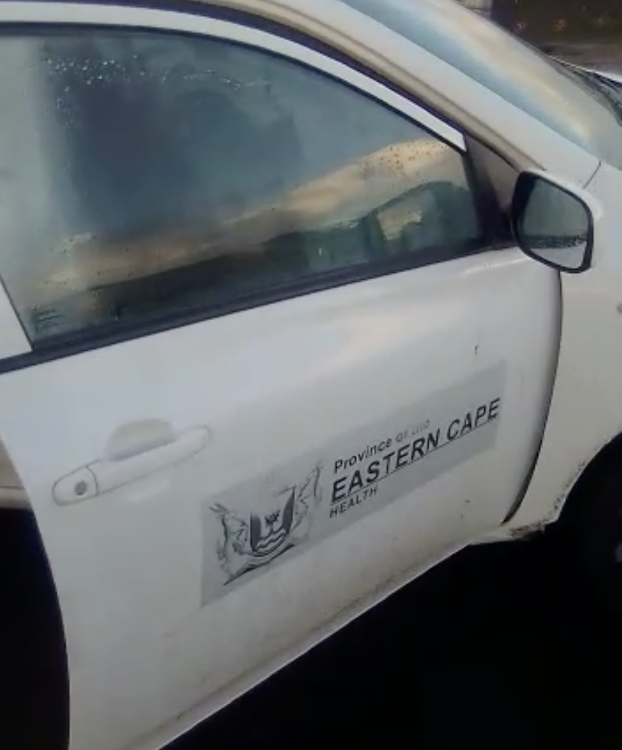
[0,29,482,344]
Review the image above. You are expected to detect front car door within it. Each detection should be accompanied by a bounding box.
[0,3,563,749]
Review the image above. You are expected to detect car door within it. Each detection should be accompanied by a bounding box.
[0,3,560,750]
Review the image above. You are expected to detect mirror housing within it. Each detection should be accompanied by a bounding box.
[511,171,594,274]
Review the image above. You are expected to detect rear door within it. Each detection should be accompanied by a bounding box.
[0,3,559,749]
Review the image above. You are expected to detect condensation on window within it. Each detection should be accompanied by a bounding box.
[0,30,480,344]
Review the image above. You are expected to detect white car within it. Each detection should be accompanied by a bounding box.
[1,0,622,747]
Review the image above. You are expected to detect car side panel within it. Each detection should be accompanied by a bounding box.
[498,161,622,536]
[0,249,559,750]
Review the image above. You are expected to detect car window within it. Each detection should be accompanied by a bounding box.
[0,28,484,347]
[340,0,622,168]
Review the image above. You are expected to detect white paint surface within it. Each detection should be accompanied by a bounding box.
[0,2,618,750]
[496,160,622,536]
[0,249,558,750]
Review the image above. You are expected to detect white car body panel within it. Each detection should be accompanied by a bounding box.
[494,160,622,536]
[0,2,620,750]
[0,255,559,750]
[577,66,622,86]
[599,70,622,85]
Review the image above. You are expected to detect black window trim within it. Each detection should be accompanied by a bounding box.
[465,135,516,249]
[0,3,503,374]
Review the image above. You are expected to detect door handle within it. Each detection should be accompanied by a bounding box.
[53,423,209,506]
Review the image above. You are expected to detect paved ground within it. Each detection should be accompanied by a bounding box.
[173,529,622,750]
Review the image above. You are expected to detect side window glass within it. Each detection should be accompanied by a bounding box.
[0,28,484,345]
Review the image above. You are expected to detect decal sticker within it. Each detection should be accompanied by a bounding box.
[211,463,323,584]
[202,364,505,605]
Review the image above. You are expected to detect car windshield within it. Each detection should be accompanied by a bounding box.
[340,0,622,168]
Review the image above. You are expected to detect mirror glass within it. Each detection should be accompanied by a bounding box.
[513,174,593,273]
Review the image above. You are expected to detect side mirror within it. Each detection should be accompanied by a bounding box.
[511,171,594,273]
